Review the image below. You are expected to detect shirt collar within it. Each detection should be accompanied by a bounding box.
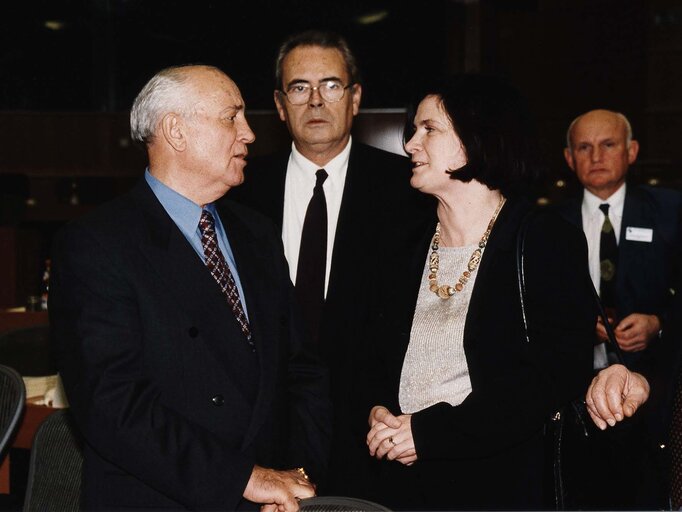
[583,182,627,216]
[289,136,352,186]
[145,169,211,235]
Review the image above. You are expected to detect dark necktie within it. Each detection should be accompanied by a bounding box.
[599,203,618,312]
[198,210,253,348]
[295,169,328,343]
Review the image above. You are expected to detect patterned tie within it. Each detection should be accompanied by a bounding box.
[295,169,328,344]
[599,203,618,312]
[198,210,253,348]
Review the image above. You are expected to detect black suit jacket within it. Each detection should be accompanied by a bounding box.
[229,142,433,496]
[50,179,331,510]
[364,198,596,510]
[556,184,682,369]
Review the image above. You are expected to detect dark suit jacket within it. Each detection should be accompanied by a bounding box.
[229,142,433,497]
[364,198,596,510]
[49,179,331,510]
[556,184,682,370]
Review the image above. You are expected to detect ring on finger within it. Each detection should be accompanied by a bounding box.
[389,436,397,445]
[296,467,310,481]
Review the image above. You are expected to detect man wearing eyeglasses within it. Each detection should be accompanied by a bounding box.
[230,30,430,500]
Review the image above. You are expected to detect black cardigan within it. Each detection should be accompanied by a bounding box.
[362,197,596,510]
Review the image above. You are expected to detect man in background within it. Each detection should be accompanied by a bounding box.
[231,30,431,498]
[560,109,681,371]
[557,108,682,509]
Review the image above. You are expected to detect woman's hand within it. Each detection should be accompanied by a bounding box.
[367,406,418,465]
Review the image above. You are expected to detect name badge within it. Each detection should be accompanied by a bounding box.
[625,226,653,243]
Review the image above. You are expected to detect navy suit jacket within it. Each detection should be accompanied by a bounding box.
[229,142,433,497]
[50,179,331,510]
[556,184,682,369]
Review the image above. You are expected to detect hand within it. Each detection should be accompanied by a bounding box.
[243,465,315,512]
[595,314,615,343]
[367,406,418,465]
[585,364,650,430]
[614,313,660,352]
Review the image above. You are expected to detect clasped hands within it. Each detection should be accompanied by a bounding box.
[597,313,660,352]
[366,405,418,466]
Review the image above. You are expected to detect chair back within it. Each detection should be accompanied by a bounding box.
[0,364,25,461]
[0,325,55,377]
[23,410,83,512]
[299,496,392,511]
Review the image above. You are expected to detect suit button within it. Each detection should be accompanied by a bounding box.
[188,327,199,338]
[211,394,224,406]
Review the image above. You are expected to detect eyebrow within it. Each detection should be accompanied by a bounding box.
[416,118,445,127]
[221,104,244,115]
[285,76,343,88]
[576,137,618,146]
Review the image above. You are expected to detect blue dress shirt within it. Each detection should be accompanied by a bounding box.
[145,170,248,318]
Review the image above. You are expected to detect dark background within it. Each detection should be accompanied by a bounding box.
[2,0,681,181]
[0,0,681,303]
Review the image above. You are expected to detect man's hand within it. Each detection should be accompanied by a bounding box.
[367,406,417,465]
[585,364,650,430]
[596,314,615,343]
[613,313,660,352]
[243,465,315,512]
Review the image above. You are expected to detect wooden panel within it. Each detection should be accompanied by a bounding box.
[0,229,43,309]
[0,312,49,334]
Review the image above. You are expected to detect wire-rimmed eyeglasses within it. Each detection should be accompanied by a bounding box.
[279,80,353,105]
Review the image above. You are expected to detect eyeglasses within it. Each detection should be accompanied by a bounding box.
[280,80,353,105]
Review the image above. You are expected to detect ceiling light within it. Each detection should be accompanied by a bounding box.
[356,10,389,25]
[44,20,65,31]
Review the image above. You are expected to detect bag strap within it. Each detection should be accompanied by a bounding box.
[516,208,625,366]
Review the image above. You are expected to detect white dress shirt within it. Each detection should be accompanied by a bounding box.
[581,182,626,368]
[282,137,351,297]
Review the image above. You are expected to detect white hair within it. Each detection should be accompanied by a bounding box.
[130,65,220,144]
[565,110,633,150]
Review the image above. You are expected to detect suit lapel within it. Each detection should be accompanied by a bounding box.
[618,186,653,292]
[216,201,279,448]
[327,144,371,301]
[562,195,583,229]
[131,181,258,403]
[465,199,525,351]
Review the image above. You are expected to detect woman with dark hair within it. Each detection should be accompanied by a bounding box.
[363,75,596,510]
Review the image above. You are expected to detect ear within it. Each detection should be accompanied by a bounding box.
[627,140,639,164]
[563,147,575,172]
[274,90,287,122]
[160,113,186,152]
[351,84,362,116]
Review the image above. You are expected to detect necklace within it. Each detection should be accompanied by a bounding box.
[428,196,506,299]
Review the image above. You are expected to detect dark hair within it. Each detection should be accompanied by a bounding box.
[403,74,539,196]
[274,30,361,90]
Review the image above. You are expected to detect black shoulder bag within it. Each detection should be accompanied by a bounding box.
[515,209,626,510]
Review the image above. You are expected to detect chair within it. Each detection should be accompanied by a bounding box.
[0,364,25,461]
[299,496,392,512]
[0,325,56,377]
[23,410,83,512]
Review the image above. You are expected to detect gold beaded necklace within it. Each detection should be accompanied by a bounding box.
[428,196,506,299]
